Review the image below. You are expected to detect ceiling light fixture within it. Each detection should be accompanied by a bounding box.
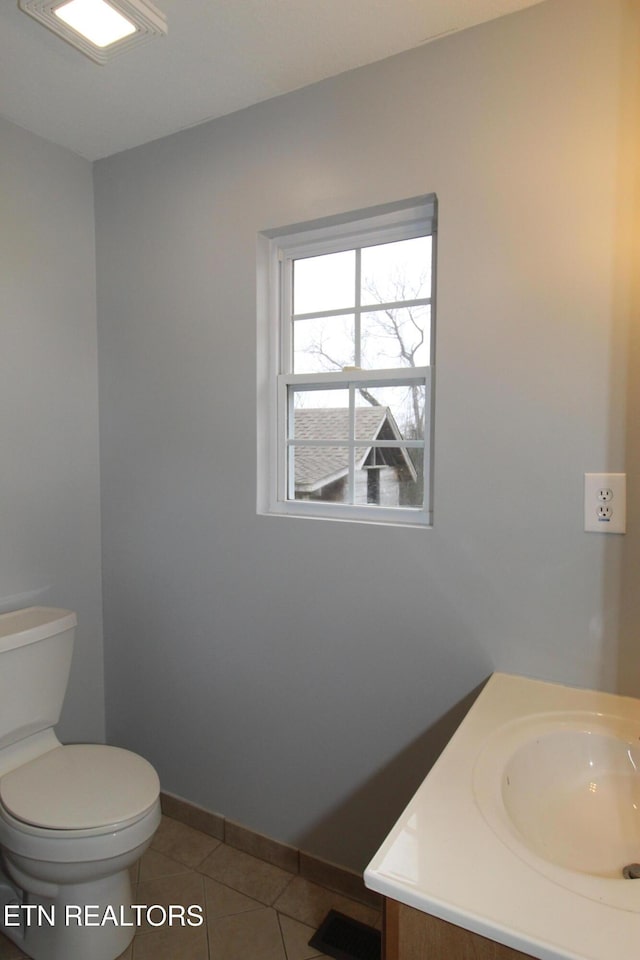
[55,0,137,47]
[18,0,167,64]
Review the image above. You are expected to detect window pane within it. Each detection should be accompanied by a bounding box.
[293,250,355,315]
[353,446,424,507]
[360,306,430,369]
[290,445,351,502]
[398,446,424,507]
[354,383,426,441]
[290,387,349,434]
[361,235,431,306]
[293,314,355,373]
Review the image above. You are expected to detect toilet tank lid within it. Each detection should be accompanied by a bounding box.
[0,745,160,830]
[0,607,77,653]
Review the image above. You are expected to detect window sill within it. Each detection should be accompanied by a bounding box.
[259,500,432,529]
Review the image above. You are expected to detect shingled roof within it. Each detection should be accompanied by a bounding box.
[293,406,416,493]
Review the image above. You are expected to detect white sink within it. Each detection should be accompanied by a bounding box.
[366,674,640,960]
[473,710,640,906]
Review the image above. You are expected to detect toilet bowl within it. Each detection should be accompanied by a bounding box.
[0,607,161,960]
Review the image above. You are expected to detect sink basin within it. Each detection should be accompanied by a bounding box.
[473,711,640,906]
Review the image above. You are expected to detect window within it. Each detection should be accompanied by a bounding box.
[257,195,436,526]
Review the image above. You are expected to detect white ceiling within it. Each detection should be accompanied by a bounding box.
[0,0,546,161]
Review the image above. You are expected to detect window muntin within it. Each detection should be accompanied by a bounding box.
[263,196,436,526]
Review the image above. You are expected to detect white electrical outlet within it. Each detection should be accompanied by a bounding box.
[584,473,626,533]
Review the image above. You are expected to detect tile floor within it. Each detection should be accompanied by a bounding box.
[0,816,381,960]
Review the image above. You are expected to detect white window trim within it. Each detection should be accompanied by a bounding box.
[257,195,436,528]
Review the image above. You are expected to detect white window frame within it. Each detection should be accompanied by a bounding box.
[257,195,437,527]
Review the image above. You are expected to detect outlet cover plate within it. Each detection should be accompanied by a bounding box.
[584,473,626,534]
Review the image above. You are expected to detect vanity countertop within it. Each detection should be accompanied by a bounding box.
[364,672,640,960]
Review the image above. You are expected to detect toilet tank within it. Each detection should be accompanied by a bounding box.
[0,607,77,750]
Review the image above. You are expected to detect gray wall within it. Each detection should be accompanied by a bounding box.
[95,0,640,870]
[0,116,105,743]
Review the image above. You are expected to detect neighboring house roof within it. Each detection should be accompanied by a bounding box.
[293,406,417,493]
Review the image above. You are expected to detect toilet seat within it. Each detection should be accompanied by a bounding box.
[0,744,159,831]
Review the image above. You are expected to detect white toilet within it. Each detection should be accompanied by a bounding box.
[0,607,161,960]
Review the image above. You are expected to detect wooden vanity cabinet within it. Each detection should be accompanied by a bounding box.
[383,898,537,960]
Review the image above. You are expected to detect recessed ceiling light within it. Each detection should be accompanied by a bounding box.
[18,0,167,64]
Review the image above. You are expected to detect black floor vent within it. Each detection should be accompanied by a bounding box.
[308,909,382,960]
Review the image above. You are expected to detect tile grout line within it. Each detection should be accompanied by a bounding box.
[202,871,212,960]
[275,909,288,960]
